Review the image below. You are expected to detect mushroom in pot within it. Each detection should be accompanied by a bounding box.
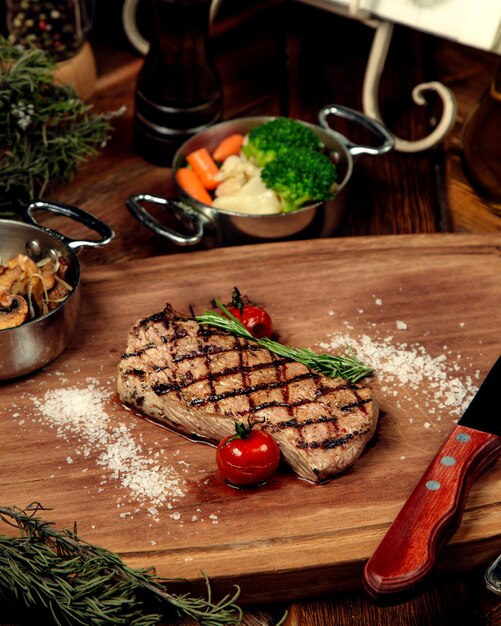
[0,252,73,326]
[0,265,23,293]
[0,291,28,330]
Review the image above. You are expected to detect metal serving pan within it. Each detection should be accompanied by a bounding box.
[125,104,394,247]
[0,201,114,381]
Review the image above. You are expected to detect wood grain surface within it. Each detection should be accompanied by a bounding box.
[0,234,499,606]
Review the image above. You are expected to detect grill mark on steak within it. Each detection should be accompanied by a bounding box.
[186,372,316,407]
[266,396,372,447]
[146,350,372,417]
[340,398,372,412]
[268,415,338,433]
[170,334,265,364]
[150,356,290,381]
[279,361,294,417]
[238,336,255,413]
[297,423,371,449]
[121,342,156,359]
[186,316,222,411]
[138,309,171,327]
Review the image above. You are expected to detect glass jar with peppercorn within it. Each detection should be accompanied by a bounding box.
[5,0,96,100]
[5,0,93,62]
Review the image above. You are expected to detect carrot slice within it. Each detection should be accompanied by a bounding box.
[175,167,212,205]
[186,147,220,190]
[212,133,245,162]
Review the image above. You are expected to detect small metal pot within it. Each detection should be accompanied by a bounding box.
[0,201,114,381]
[125,104,393,247]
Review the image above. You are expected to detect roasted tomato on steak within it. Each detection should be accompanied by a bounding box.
[216,421,280,487]
[223,287,273,339]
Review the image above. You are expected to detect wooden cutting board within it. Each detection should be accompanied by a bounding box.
[1,233,500,605]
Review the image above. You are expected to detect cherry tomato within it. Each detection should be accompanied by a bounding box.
[226,304,273,339]
[216,422,280,487]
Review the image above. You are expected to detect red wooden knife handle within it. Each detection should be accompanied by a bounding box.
[364,425,501,601]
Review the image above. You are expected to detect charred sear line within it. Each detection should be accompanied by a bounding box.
[152,381,180,395]
[299,433,355,450]
[299,425,371,450]
[171,340,278,364]
[267,414,338,433]
[138,308,172,328]
[153,357,296,388]
[351,389,370,414]
[237,336,255,412]
[340,398,372,411]
[123,368,146,380]
[172,327,188,339]
[198,324,222,413]
[249,401,294,414]
[278,361,294,417]
[121,346,152,359]
[188,372,317,407]
[195,324,260,346]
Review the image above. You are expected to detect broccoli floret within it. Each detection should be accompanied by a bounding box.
[242,117,323,167]
[261,148,337,213]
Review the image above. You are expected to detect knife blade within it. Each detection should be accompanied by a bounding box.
[364,355,501,601]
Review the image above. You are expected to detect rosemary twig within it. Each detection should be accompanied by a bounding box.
[0,38,112,208]
[0,504,243,625]
[195,302,373,383]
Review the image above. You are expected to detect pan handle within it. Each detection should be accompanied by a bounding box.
[125,193,205,246]
[318,104,394,157]
[23,200,115,251]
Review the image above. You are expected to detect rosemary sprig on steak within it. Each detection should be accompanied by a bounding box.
[196,301,373,383]
[0,503,242,626]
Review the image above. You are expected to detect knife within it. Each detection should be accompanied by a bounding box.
[364,355,501,601]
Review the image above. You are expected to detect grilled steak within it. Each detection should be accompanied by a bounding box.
[117,305,378,482]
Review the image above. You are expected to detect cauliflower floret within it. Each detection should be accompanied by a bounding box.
[215,171,247,197]
[215,154,261,197]
[218,154,259,179]
[212,175,282,215]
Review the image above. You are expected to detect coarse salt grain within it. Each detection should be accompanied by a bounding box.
[29,385,187,514]
[319,330,479,418]
[396,320,408,330]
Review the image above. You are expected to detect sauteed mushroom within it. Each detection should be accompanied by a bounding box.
[0,291,28,330]
[0,265,22,293]
[0,252,73,325]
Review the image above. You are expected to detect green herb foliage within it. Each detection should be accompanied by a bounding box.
[0,504,243,625]
[0,38,112,207]
[196,302,373,382]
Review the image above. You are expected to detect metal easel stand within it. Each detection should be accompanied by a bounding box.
[363,18,457,152]
[298,0,458,152]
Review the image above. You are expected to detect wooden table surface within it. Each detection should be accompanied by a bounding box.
[2,1,500,624]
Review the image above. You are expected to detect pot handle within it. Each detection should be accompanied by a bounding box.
[318,104,394,157]
[23,200,115,251]
[125,193,205,246]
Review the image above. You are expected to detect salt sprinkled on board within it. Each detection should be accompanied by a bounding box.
[30,384,187,513]
[321,331,478,418]
[320,290,482,424]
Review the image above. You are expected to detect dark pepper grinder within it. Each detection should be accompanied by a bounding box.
[133,0,223,165]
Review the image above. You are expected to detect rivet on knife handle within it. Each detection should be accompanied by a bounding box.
[363,424,501,601]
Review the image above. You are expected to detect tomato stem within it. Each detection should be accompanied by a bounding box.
[227,417,266,443]
[230,286,244,314]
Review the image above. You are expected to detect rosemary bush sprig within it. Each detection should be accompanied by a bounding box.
[0,503,243,626]
[196,302,373,383]
[0,37,112,209]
